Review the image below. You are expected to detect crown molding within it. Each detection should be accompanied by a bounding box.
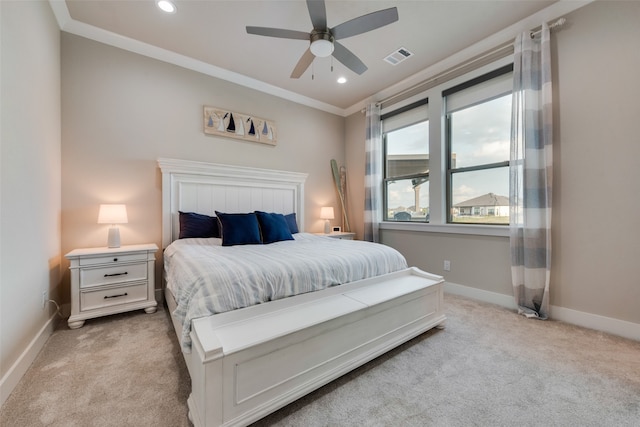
[48,1,345,117]
[49,0,593,118]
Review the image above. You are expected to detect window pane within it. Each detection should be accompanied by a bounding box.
[385,178,429,222]
[449,94,511,169]
[386,121,429,178]
[450,167,509,224]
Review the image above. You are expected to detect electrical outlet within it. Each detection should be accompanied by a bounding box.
[443,260,451,272]
[41,290,48,309]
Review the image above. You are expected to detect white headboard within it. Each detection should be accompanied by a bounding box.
[157,158,308,248]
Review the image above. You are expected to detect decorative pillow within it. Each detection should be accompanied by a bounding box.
[255,211,295,244]
[284,212,299,234]
[179,211,220,239]
[215,211,262,246]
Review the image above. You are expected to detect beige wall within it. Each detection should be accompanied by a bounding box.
[0,0,61,388]
[345,1,640,325]
[381,230,512,296]
[550,1,640,322]
[61,34,345,294]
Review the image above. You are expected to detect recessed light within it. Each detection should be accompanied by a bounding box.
[156,0,176,13]
[337,77,347,84]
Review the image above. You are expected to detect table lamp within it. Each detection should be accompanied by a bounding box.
[98,204,128,248]
[320,207,334,234]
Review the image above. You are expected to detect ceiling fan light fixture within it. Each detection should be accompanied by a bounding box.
[310,32,334,57]
[310,39,333,57]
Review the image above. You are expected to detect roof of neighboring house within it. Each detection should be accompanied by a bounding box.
[454,193,509,208]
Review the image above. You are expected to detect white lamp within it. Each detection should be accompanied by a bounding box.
[310,32,334,57]
[98,204,128,248]
[320,206,335,234]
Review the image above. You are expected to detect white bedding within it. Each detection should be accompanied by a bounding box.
[164,233,408,351]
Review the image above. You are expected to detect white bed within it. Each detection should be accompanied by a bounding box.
[158,158,445,427]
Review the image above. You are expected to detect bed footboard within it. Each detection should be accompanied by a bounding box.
[185,267,445,427]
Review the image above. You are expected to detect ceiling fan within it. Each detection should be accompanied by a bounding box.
[246,0,399,78]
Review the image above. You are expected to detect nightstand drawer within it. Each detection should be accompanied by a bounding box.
[79,252,148,266]
[80,262,148,288]
[80,282,148,312]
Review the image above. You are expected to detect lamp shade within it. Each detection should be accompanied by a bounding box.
[98,204,128,224]
[310,39,334,57]
[320,207,335,220]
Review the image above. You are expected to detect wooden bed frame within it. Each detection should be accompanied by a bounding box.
[158,158,446,427]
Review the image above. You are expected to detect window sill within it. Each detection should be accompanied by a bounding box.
[379,221,509,237]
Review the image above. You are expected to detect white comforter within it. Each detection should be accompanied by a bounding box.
[164,233,408,351]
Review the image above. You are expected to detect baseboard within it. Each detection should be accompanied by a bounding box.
[444,281,518,310]
[443,281,640,342]
[549,305,640,342]
[0,312,59,406]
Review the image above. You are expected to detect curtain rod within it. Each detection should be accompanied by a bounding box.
[530,17,566,38]
[364,17,567,112]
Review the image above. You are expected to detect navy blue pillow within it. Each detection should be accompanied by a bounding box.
[179,211,220,239]
[215,211,262,246]
[255,211,294,244]
[284,213,299,234]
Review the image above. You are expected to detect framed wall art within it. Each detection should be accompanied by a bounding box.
[203,106,277,146]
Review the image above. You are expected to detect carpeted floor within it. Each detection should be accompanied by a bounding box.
[0,305,191,427]
[2,294,639,426]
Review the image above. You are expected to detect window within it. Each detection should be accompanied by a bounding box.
[382,100,429,222]
[378,59,513,235]
[444,65,513,225]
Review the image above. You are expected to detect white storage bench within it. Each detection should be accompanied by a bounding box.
[185,267,446,427]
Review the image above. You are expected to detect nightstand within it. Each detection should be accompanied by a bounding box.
[314,231,356,240]
[65,244,158,329]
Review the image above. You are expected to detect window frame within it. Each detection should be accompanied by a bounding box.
[377,56,514,238]
[381,98,430,223]
[444,64,513,225]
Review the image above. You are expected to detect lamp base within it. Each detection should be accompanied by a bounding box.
[107,227,121,248]
[324,220,331,234]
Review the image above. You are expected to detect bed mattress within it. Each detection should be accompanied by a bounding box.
[164,233,408,350]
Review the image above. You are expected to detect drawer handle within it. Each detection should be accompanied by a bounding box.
[104,272,128,277]
[113,258,118,262]
[104,293,128,299]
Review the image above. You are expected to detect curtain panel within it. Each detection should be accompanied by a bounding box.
[364,104,382,243]
[509,23,553,318]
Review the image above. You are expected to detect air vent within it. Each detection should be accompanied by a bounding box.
[383,47,413,65]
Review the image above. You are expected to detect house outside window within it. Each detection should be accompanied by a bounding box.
[382,100,429,222]
[444,65,513,225]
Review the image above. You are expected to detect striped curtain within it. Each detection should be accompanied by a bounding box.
[364,103,382,243]
[510,23,553,319]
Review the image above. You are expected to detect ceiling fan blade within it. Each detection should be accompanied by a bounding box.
[290,48,315,79]
[332,41,367,75]
[306,0,327,30]
[332,7,399,40]
[246,26,310,40]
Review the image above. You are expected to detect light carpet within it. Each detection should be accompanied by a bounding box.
[1,294,639,426]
